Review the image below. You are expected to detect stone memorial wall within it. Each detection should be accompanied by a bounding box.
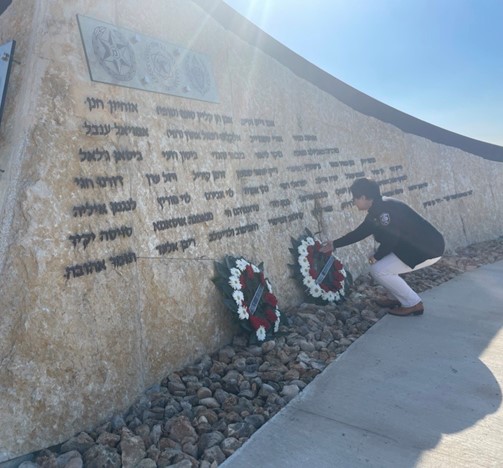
[0,0,502,461]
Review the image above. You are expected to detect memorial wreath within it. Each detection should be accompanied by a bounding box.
[290,228,352,305]
[213,256,281,342]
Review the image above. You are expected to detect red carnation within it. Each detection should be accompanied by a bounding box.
[240,275,247,288]
[249,315,271,331]
[335,260,343,270]
[265,307,278,323]
[335,271,345,282]
[245,264,255,280]
[309,268,318,278]
[264,292,278,307]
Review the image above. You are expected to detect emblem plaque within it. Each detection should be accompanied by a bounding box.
[77,15,218,103]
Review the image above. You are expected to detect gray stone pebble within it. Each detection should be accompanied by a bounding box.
[20,238,503,466]
[56,450,83,467]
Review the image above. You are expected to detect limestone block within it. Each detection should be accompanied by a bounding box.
[0,0,501,461]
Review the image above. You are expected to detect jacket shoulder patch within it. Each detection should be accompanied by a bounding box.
[379,213,391,226]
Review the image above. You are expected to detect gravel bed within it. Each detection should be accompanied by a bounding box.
[16,237,503,468]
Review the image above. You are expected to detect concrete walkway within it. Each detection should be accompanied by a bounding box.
[221,260,503,468]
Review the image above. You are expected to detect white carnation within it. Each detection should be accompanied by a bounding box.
[299,256,310,268]
[274,308,281,332]
[300,265,310,277]
[235,258,249,270]
[230,267,241,278]
[325,292,337,302]
[228,275,241,290]
[310,285,323,298]
[237,305,249,320]
[303,276,315,289]
[297,244,308,256]
[256,326,266,341]
[232,290,244,303]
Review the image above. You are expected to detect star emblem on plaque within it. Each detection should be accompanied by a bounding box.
[92,26,136,81]
[78,15,219,103]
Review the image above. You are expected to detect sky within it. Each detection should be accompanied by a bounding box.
[223,0,503,146]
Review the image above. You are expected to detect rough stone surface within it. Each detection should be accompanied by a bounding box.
[0,0,502,462]
[82,444,121,468]
[55,450,82,467]
[7,237,501,467]
[120,428,146,468]
[60,433,94,455]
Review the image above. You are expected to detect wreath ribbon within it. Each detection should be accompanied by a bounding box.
[315,255,335,285]
[289,228,352,305]
[249,284,265,315]
[213,256,281,342]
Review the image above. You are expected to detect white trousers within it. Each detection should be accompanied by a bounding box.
[369,253,441,307]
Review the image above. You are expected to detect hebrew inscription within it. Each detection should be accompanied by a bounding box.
[64,86,475,279]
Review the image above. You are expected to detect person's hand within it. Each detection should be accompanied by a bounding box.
[368,255,377,265]
[320,241,333,254]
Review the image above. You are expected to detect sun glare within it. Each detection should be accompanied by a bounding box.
[226,0,274,30]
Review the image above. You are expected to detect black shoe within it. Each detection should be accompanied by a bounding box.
[374,297,401,308]
[388,302,424,316]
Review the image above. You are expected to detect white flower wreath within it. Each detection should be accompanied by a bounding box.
[214,256,281,341]
[291,231,351,305]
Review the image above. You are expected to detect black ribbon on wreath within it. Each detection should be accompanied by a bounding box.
[289,228,353,305]
[213,255,282,342]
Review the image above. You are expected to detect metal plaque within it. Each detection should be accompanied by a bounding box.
[77,14,219,103]
[0,39,15,128]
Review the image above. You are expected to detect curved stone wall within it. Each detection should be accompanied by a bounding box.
[0,0,501,460]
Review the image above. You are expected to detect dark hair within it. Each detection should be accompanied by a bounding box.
[350,178,381,200]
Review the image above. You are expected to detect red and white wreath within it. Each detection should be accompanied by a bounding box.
[290,229,352,305]
[213,256,281,341]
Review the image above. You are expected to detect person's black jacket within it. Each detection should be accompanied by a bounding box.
[332,197,445,268]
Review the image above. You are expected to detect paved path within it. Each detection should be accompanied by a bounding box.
[222,260,503,467]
